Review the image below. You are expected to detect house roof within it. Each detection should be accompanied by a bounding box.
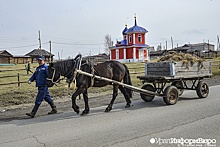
[183,43,214,47]
[0,50,13,57]
[25,49,54,56]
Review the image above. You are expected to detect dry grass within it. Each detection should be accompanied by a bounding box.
[158,52,205,64]
[0,62,145,107]
[0,57,219,107]
[158,52,206,69]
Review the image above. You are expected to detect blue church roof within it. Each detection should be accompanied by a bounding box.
[122,25,128,35]
[127,17,148,33]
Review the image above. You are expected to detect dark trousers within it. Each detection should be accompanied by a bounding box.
[35,86,53,106]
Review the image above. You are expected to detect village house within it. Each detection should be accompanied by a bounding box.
[171,43,217,58]
[11,55,31,64]
[25,49,54,63]
[0,50,13,64]
[149,42,217,59]
[0,49,54,64]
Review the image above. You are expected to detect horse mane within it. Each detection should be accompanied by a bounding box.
[53,59,76,76]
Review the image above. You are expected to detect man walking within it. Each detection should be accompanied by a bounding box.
[26,55,57,118]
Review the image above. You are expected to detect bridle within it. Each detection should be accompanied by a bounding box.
[46,54,83,86]
[46,67,63,86]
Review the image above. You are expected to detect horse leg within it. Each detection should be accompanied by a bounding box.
[105,84,119,112]
[81,89,90,116]
[71,87,85,114]
[119,85,131,108]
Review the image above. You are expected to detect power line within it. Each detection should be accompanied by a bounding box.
[0,42,49,49]
[52,42,103,46]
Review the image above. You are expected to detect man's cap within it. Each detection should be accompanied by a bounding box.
[38,55,45,60]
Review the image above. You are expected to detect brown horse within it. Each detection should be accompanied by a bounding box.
[47,54,132,115]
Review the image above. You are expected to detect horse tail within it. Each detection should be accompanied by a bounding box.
[123,64,133,98]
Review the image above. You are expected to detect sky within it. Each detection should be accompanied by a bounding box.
[0,0,219,59]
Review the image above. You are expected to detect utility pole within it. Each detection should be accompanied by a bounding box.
[38,30,42,50]
[166,41,167,50]
[61,49,63,60]
[171,37,173,50]
[49,41,52,62]
[208,40,210,50]
[58,52,60,60]
[217,35,219,51]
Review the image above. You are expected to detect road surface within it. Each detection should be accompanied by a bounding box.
[0,85,219,147]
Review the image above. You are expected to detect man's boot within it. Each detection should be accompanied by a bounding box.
[26,104,39,118]
[48,102,57,115]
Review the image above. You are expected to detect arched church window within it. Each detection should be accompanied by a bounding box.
[138,34,142,42]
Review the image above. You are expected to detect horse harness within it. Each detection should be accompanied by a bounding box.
[46,67,73,86]
[47,60,100,88]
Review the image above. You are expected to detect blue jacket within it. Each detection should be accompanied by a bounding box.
[29,63,48,87]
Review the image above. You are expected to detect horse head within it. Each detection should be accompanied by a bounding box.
[46,63,61,87]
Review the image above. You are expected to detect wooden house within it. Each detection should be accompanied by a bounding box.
[0,50,13,64]
[11,55,31,64]
[25,49,54,63]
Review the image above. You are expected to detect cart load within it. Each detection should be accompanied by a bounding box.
[137,53,212,105]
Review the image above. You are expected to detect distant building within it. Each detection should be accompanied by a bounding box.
[171,43,216,57]
[0,50,12,64]
[12,55,31,64]
[25,49,54,63]
[149,42,218,59]
[110,16,149,62]
[83,53,109,63]
[0,48,55,64]
[150,50,168,60]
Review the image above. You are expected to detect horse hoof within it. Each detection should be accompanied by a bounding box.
[105,107,112,112]
[73,109,80,114]
[81,110,89,116]
[72,106,80,114]
[125,104,131,108]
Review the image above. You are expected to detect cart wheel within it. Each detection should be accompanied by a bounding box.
[163,86,179,105]
[196,81,209,98]
[140,84,156,102]
[171,81,184,96]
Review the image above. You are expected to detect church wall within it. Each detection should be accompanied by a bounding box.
[126,48,133,59]
[119,49,124,59]
[111,49,116,59]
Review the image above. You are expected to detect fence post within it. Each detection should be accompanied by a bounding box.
[219,61,220,69]
[18,73,20,87]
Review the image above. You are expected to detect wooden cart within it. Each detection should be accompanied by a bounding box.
[137,61,212,105]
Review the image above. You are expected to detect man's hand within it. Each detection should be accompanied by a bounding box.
[28,81,31,84]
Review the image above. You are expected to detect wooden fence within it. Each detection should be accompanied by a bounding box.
[1,61,220,87]
[0,68,31,87]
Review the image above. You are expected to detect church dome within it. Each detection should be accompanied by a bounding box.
[122,25,128,35]
[127,16,148,33]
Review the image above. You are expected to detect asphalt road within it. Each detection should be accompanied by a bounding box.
[0,85,219,147]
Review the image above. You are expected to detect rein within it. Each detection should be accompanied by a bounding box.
[47,54,83,86]
[46,67,64,86]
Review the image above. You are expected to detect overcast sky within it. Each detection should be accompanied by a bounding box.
[0,0,219,59]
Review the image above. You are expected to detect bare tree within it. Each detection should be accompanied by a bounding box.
[104,34,113,55]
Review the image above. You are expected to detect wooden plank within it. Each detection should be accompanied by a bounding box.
[76,69,157,96]
[145,61,212,77]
